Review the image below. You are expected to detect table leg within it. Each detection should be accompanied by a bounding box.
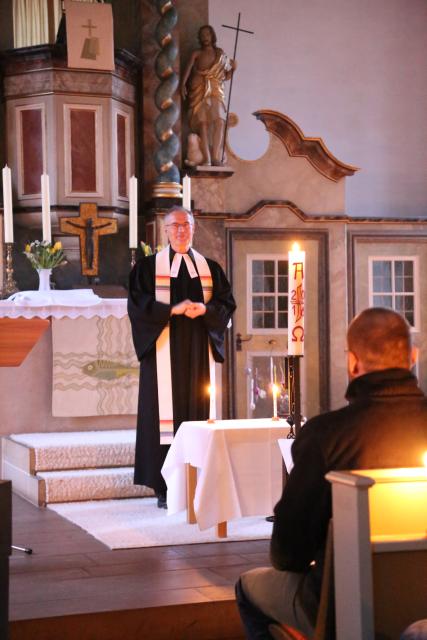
[217,521,227,538]
[186,463,197,524]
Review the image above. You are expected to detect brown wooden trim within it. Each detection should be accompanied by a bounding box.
[227,227,330,415]
[254,110,359,182]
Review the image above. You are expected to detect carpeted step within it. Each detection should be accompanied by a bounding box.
[3,429,137,473]
[1,430,154,506]
[38,467,153,504]
[1,462,153,506]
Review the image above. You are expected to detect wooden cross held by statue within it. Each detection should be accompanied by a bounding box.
[60,203,117,278]
[221,13,254,163]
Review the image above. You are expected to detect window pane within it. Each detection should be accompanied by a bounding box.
[253,276,263,293]
[252,313,264,328]
[372,261,392,292]
[264,276,275,293]
[252,296,263,311]
[405,312,414,326]
[264,261,274,276]
[404,261,413,276]
[373,295,393,308]
[264,313,274,328]
[278,260,288,275]
[264,297,274,312]
[278,296,287,311]
[278,312,288,329]
[278,276,288,293]
[252,261,263,276]
[373,260,391,277]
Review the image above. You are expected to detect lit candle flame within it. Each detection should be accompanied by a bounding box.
[207,384,215,397]
[423,451,427,468]
[272,383,279,397]
[291,242,300,252]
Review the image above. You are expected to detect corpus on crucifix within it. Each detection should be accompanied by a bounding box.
[59,203,117,277]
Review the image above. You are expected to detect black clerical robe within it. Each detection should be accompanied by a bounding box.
[128,248,236,494]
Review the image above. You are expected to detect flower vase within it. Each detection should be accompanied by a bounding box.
[37,268,52,292]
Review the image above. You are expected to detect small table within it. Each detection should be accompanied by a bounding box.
[161,418,289,537]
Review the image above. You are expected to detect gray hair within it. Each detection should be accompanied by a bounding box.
[164,206,194,225]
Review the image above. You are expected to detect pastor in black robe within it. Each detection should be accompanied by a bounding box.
[128,248,236,494]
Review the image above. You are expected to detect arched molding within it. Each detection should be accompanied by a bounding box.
[254,110,359,182]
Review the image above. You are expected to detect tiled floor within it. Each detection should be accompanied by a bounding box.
[9,494,270,639]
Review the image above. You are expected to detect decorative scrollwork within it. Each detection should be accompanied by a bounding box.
[153,0,180,187]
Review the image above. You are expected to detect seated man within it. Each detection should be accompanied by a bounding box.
[236,307,427,639]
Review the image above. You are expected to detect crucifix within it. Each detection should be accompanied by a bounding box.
[221,13,254,162]
[60,203,117,278]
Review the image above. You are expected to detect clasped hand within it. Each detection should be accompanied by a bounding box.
[171,299,206,319]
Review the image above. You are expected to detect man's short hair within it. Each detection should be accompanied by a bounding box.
[164,206,194,225]
[347,307,412,371]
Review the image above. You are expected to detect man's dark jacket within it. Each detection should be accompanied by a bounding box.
[271,368,427,595]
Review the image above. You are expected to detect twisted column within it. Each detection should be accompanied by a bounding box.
[152,0,181,199]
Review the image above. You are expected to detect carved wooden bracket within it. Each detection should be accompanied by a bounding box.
[254,109,359,182]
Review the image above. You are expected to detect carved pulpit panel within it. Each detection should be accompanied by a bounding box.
[60,203,117,276]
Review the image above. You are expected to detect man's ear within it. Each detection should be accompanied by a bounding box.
[347,351,360,379]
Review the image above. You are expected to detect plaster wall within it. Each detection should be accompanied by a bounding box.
[209,0,427,218]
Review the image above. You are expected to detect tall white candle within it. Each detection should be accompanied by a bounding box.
[41,174,51,244]
[182,175,191,210]
[208,384,216,422]
[288,242,305,356]
[129,175,138,248]
[272,383,278,419]
[2,165,13,243]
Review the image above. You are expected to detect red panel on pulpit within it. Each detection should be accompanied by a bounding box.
[21,108,43,195]
[70,109,96,192]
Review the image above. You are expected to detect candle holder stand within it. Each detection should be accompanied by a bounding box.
[130,248,136,267]
[285,355,303,439]
[207,418,215,424]
[1,243,18,298]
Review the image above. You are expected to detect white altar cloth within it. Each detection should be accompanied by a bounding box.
[162,418,289,530]
[0,294,127,319]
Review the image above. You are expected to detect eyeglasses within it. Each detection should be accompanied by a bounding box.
[165,223,192,231]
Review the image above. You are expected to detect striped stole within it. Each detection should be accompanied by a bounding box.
[155,245,215,444]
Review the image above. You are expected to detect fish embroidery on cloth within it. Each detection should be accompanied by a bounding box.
[82,360,139,381]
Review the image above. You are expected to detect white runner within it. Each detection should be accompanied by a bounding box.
[49,497,273,549]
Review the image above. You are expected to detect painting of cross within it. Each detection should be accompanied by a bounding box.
[60,203,117,277]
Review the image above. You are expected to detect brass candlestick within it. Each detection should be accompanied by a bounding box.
[130,248,136,267]
[1,243,18,298]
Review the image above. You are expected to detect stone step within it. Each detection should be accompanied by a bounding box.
[2,429,136,474]
[3,462,153,506]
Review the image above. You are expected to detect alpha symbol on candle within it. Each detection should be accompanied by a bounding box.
[292,262,304,278]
